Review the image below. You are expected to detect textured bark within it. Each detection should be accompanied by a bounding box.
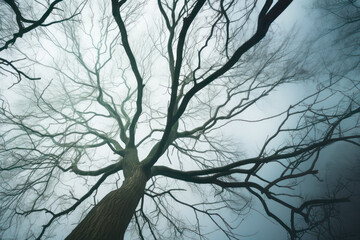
[66,167,147,240]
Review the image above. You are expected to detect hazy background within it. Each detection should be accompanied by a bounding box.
[1,0,360,239]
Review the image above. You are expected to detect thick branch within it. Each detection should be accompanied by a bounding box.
[112,0,144,147]
[1,0,64,51]
[143,0,294,168]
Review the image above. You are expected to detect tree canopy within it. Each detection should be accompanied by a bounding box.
[0,0,359,239]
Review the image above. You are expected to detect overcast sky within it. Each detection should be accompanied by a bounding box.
[1,1,360,239]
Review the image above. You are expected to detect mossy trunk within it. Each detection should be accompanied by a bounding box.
[66,160,147,240]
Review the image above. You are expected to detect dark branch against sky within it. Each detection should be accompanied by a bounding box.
[0,0,359,239]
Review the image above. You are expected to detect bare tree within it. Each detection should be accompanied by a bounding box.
[297,1,360,239]
[0,0,359,239]
[0,0,86,85]
[315,0,360,73]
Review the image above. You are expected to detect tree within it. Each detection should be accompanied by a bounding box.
[0,0,359,239]
[0,0,85,85]
[315,0,360,72]
[302,1,360,239]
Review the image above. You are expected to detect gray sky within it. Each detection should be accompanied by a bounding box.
[1,1,360,239]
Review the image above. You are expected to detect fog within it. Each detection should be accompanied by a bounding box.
[1,0,359,239]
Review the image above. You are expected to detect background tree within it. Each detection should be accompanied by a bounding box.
[0,0,359,239]
[301,1,360,239]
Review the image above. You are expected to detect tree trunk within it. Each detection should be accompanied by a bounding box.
[66,167,147,240]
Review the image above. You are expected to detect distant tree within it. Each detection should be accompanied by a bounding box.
[316,0,360,71]
[0,0,359,240]
[301,1,360,239]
